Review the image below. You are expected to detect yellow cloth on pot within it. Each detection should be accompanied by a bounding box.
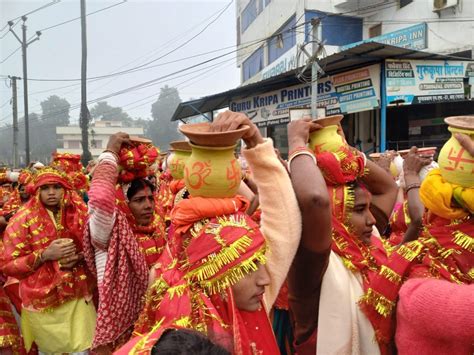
[420,168,474,220]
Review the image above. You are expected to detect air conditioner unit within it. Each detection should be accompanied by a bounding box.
[433,0,458,12]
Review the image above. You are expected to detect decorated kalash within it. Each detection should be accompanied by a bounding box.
[50,152,89,197]
[155,141,192,225]
[82,134,168,353]
[118,111,301,354]
[1,166,96,354]
[361,116,474,353]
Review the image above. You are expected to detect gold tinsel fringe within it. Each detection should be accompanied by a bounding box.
[397,241,424,262]
[147,277,170,308]
[452,231,474,253]
[467,268,474,280]
[185,235,253,282]
[196,247,267,295]
[340,256,357,272]
[360,288,395,318]
[130,318,165,354]
[343,185,355,223]
[379,265,402,284]
[333,232,349,251]
[167,284,187,299]
[174,316,192,328]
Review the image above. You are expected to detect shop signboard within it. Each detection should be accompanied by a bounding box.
[230,64,381,127]
[340,23,427,51]
[385,59,470,105]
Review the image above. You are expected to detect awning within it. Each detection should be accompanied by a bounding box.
[171,42,470,121]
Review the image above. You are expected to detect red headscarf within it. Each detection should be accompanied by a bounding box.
[324,182,391,353]
[132,196,279,355]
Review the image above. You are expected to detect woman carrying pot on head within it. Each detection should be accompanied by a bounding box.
[287,117,399,355]
[82,133,167,354]
[119,110,302,354]
[363,117,474,354]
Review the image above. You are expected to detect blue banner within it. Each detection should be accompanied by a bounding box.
[340,23,427,51]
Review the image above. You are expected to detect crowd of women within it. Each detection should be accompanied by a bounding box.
[0,110,472,355]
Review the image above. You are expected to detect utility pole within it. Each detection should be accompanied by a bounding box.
[80,0,92,166]
[9,76,21,168]
[297,18,325,119]
[8,17,41,164]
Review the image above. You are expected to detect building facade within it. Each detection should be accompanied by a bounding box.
[237,0,473,85]
[56,121,144,158]
[232,0,473,155]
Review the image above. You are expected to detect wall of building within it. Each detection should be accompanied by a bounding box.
[236,0,473,84]
[358,0,473,56]
[56,124,144,158]
[234,0,473,153]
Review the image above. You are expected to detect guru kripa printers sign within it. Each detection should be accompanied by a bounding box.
[385,59,469,105]
[230,64,380,127]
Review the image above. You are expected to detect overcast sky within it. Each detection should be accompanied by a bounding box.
[0,0,240,126]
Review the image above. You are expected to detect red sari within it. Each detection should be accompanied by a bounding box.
[1,170,94,311]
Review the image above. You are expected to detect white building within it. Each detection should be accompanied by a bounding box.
[56,121,144,158]
[237,0,473,85]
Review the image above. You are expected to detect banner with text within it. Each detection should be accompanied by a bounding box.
[385,59,471,105]
[230,64,381,127]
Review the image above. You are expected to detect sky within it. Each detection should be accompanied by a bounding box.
[0,0,240,126]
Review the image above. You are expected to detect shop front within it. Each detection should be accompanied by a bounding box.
[171,43,473,156]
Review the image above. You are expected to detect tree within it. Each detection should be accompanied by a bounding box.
[148,85,183,149]
[40,95,70,125]
[90,101,131,124]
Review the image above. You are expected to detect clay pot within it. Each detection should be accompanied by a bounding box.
[438,116,474,187]
[308,115,345,154]
[184,144,241,198]
[179,122,249,148]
